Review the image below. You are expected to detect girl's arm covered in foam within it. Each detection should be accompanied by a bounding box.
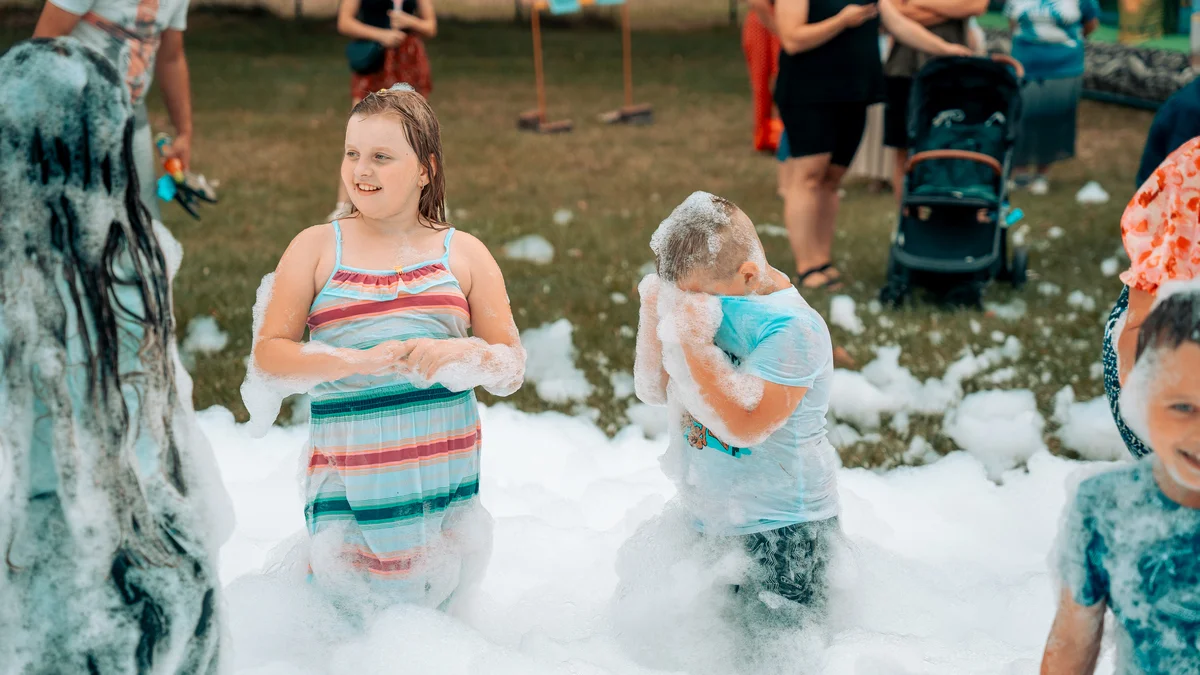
[397,231,525,396]
[253,225,397,383]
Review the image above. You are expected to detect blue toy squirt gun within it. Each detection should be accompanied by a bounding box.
[155,133,218,220]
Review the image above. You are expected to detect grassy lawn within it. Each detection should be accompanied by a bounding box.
[0,12,1154,466]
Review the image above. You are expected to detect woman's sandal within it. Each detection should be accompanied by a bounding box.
[796,263,845,291]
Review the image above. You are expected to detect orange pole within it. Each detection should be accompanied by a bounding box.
[532,6,547,123]
[621,1,633,108]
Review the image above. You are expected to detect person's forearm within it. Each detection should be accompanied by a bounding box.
[680,343,780,446]
[779,14,847,54]
[883,0,956,54]
[899,3,950,26]
[155,52,192,140]
[255,338,367,382]
[404,16,437,38]
[908,0,986,20]
[338,16,390,41]
[749,0,780,33]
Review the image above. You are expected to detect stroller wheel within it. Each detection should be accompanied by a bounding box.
[1010,246,1029,290]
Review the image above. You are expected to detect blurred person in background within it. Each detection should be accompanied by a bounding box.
[1005,0,1099,195]
[329,0,437,221]
[33,0,196,221]
[744,0,785,153]
[1134,77,1200,187]
[774,0,971,291]
[882,0,988,204]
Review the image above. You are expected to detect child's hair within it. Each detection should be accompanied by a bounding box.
[1136,284,1200,362]
[348,83,447,229]
[650,191,760,283]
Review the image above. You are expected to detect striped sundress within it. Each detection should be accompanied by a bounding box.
[303,220,486,607]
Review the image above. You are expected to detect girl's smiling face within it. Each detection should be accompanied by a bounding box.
[341,113,429,220]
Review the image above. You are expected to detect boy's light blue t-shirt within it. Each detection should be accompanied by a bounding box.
[680,287,840,536]
[1059,458,1200,674]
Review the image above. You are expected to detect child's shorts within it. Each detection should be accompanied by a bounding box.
[732,517,839,620]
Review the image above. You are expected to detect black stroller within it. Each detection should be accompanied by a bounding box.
[879,55,1029,308]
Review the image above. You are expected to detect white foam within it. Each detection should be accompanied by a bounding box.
[1100,258,1120,277]
[1066,291,1097,313]
[1075,181,1110,205]
[1051,386,1128,462]
[985,299,1027,322]
[503,235,555,265]
[203,403,1117,675]
[830,296,865,336]
[553,209,574,226]
[182,316,230,369]
[943,389,1046,480]
[521,319,594,405]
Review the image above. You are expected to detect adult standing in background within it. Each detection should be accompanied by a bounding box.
[1134,77,1200,187]
[774,0,971,291]
[882,0,987,204]
[744,0,784,153]
[329,0,437,221]
[33,0,196,222]
[1005,0,1099,195]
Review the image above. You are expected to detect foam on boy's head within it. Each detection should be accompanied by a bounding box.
[649,192,764,284]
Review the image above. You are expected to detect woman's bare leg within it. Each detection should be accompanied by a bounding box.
[784,153,837,285]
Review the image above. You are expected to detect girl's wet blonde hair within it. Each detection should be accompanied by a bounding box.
[349,83,447,230]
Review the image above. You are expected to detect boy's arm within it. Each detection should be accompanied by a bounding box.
[1040,587,1106,675]
[634,275,669,406]
[155,30,194,169]
[680,342,807,446]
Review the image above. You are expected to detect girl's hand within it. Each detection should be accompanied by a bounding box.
[378,28,407,47]
[389,10,416,30]
[355,340,407,376]
[837,3,879,28]
[395,338,479,379]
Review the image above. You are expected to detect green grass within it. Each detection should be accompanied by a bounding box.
[0,13,1155,466]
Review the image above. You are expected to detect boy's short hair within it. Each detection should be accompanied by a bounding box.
[1136,284,1200,361]
[650,192,759,283]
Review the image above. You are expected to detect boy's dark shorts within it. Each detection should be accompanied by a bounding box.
[732,517,839,618]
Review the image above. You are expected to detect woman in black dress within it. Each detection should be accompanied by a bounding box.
[774,0,972,291]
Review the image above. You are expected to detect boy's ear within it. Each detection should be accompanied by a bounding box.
[739,260,761,283]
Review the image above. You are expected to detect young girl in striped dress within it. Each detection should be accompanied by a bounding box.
[253,83,525,610]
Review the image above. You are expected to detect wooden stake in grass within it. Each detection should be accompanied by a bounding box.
[517,0,652,133]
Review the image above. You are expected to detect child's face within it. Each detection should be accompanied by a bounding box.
[1147,342,1200,490]
[342,114,427,219]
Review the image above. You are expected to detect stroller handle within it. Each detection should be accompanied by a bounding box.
[905,150,1003,176]
[990,54,1024,80]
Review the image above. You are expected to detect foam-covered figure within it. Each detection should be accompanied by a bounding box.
[247,84,525,612]
[1042,281,1200,674]
[633,191,840,628]
[0,39,228,673]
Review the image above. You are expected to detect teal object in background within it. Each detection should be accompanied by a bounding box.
[592,0,627,5]
[157,173,177,201]
[546,0,580,14]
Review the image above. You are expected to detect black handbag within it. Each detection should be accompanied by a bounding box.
[346,39,385,75]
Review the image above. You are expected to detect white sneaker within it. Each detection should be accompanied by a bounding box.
[326,202,353,222]
[1028,176,1049,196]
